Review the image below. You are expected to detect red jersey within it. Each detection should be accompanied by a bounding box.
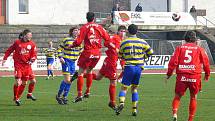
[167,43,210,79]
[105,34,122,61]
[72,22,110,50]
[3,39,37,66]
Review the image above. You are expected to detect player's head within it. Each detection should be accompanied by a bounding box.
[22,29,32,42]
[69,26,79,38]
[128,24,138,35]
[86,12,95,22]
[48,40,53,48]
[117,25,127,39]
[184,31,197,43]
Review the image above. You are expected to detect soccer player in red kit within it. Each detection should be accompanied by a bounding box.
[166,31,210,121]
[69,12,113,102]
[2,29,37,106]
[89,25,127,109]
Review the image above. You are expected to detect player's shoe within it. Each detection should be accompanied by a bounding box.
[62,97,68,105]
[51,75,55,80]
[27,94,37,101]
[73,96,83,103]
[108,102,117,110]
[83,93,90,98]
[173,114,177,121]
[56,95,64,105]
[132,108,137,116]
[15,99,21,106]
[46,76,50,80]
[115,103,124,115]
[70,71,78,82]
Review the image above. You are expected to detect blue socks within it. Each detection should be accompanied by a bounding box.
[63,83,71,98]
[47,70,51,76]
[57,80,66,97]
[57,80,71,98]
[132,92,138,102]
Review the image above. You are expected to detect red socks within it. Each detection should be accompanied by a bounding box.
[17,84,26,99]
[86,73,93,94]
[13,84,19,100]
[109,83,116,104]
[188,98,197,121]
[77,75,84,97]
[172,95,181,115]
[28,83,35,94]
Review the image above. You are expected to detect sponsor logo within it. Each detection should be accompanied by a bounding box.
[181,76,196,82]
[27,45,32,49]
[131,13,141,19]
[119,13,130,22]
[179,65,195,70]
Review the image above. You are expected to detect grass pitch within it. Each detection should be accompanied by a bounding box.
[0,74,214,121]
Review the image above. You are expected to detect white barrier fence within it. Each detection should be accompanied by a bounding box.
[0,55,171,71]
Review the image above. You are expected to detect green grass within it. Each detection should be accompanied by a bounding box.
[0,74,215,121]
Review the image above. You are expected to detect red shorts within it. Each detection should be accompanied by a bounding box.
[99,58,117,80]
[78,50,101,69]
[175,74,201,95]
[14,64,33,81]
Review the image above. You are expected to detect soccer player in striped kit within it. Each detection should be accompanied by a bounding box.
[115,24,154,116]
[55,27,82,105]
[43,40,57,80]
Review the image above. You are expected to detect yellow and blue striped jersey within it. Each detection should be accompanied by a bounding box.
[57,37,82,60]
[43,47,57,58]
[119,35,154,68]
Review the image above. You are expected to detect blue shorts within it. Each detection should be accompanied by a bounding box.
[47,58,55,65]
[121,65,142,86]
[62,58,75,75]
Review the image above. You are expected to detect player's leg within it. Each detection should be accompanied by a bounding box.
[61,60,76,104]
[73,67,85,103]
[172,76,187,121]
[108,79,117,110]
[188,93,197,121]
[46,58,51,79]
[56,60,71,104]
[49,58,55,79]
[17,79,27,104]
[172,93,182,121]
[188,78,200,121]
[84,68,94,98]
[13,78,22,106]
[116,66,133,115]
[131,85,138,116]
[27,75,37,101]
[61,74,71,104]
[130,66,142,116]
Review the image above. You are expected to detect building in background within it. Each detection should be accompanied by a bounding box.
[0,0,88,25]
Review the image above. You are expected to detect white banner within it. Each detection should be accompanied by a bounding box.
[0,55,171,71]
[114,11,196,25]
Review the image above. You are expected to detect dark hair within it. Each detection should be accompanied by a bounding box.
[184,31,197,42]
[86,12,95,22]
[128,24,138,35]
[118,25,126,31]
[69,26,78,37]
[22,29,31,36]
[18,32,24,39]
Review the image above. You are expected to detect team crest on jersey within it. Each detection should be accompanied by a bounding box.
[27,45,32,49]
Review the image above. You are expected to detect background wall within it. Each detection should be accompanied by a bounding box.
[7,0,88,25]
